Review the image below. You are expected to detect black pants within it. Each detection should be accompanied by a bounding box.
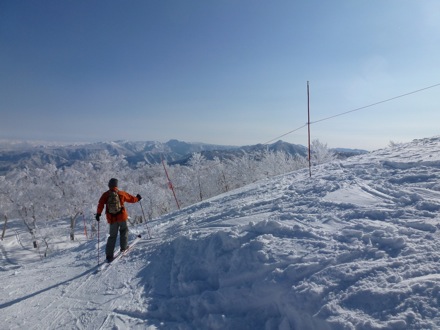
[106,221,128,258]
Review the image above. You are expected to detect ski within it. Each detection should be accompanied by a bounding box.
[108,234,142,265]
[96,234,142,273]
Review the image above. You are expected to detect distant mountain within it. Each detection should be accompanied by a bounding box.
[0,139,367,174]
[332,147,371,158]
[169,140,309,165]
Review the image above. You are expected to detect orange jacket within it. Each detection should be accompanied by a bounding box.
[97,187,139,224]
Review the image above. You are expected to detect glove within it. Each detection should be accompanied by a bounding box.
[136,194,142,201]
[95,213,101,222]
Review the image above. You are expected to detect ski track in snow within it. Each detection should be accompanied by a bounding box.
[2,136,440,329]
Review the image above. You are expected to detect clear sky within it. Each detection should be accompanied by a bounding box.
[1,0,439,150]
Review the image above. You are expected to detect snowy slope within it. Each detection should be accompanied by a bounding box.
[2,136,440,329]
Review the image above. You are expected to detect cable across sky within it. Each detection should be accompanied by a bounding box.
[263,82,440,146]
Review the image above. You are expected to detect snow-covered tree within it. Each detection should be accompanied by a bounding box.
[310,139,336,165]
[0,175,14,240]
[1,141,340,256]
[188,153,208,202]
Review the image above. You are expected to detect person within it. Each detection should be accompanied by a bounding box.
[95,178,142,262]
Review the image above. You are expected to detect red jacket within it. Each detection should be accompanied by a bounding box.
[97,187,139,224]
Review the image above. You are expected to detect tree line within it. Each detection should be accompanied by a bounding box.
[0,140,335,255]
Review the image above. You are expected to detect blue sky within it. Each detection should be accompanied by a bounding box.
[1,0,439,150]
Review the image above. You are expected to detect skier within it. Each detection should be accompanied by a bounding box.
[95,178,142,262]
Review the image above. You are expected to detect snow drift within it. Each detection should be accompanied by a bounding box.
[2,136,440,329]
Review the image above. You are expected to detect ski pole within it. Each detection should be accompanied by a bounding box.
[139,200,152,239]
[97,219,100,266]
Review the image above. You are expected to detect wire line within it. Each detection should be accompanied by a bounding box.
[263,124,308,145]
[263,82,440,145]
[311,82,440,124]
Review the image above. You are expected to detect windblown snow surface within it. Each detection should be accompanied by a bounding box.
[2,136,440,330]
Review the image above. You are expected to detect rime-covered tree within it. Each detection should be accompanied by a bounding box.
[311,139,336,165]
[1,140,340,257]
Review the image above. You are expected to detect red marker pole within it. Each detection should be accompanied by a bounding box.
[162,158,181,210]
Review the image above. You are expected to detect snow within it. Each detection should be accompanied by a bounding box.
[2,136,440,329]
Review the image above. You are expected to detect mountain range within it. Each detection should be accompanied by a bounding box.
[0,139,367,174]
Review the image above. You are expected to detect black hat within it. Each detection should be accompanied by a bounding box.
[108,178,118,188]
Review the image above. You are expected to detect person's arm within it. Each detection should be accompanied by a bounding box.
[120,191,140,204]
[96,192,108,214]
